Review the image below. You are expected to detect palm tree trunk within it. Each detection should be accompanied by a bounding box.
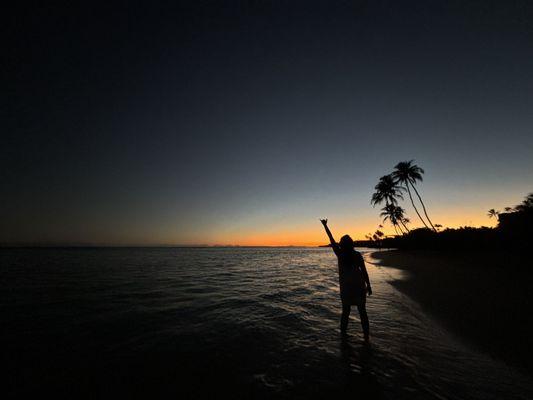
[399,219,410,233]
[392,223,400,235]
[410,183,436,231]
[404,183,430,229]
[396,222,405,235]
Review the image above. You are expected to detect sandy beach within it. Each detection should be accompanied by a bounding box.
[371,250,533,375]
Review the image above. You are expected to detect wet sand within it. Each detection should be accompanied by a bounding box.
[371,250,533,375]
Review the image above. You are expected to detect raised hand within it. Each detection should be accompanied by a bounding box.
[320,218,336,247]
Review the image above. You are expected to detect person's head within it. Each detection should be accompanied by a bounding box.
[339,234,354,251]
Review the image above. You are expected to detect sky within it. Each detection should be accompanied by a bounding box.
[3,1,533,246]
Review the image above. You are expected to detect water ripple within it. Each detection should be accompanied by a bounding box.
[2,247,533,399]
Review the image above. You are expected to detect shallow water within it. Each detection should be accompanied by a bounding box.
[2,247,532,399]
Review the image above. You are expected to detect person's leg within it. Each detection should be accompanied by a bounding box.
[341,303,351,333]
[357,304,370,341]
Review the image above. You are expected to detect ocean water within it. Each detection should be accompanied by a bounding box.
[2,247,533,399]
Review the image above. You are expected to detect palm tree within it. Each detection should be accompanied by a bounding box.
[380,204,404,235]
[487,209,500,219]
[392,205,410,233]
[504,207,513,213]
[371,174,404,208]
[392,160,436,231]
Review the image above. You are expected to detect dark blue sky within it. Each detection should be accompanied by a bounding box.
[3,1,533,245]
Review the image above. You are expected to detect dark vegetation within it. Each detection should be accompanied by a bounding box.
[355,226,497,250]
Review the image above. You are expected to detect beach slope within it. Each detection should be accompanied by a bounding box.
[371,250,533,374]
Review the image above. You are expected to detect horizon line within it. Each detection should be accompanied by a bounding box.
[0,244,326,249]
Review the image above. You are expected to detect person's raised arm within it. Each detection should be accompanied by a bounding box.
[320,219,337,246]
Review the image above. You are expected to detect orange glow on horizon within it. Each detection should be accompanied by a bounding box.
[206,213,498,247]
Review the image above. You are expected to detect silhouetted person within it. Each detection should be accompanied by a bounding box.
[320,219,372,340]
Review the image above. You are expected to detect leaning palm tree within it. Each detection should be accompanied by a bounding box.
[392,205,410,233]
[487,209,500,219]
[380,204,404,235]
[392,160,436,231]
[371,174,404,208]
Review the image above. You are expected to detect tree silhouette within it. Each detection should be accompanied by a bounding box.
[371,174,404,208]
[380,204,406,235]
[487,209,500,219]
[514,193,533,212]
[392,160,436,231]
[393,205,410,233]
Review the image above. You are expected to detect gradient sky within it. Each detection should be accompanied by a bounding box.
[3,1,533,246]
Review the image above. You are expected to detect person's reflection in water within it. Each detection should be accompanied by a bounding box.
[320,218,372,340]
[340,337,381,398]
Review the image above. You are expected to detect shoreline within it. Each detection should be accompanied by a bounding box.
[370,249,533,376]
